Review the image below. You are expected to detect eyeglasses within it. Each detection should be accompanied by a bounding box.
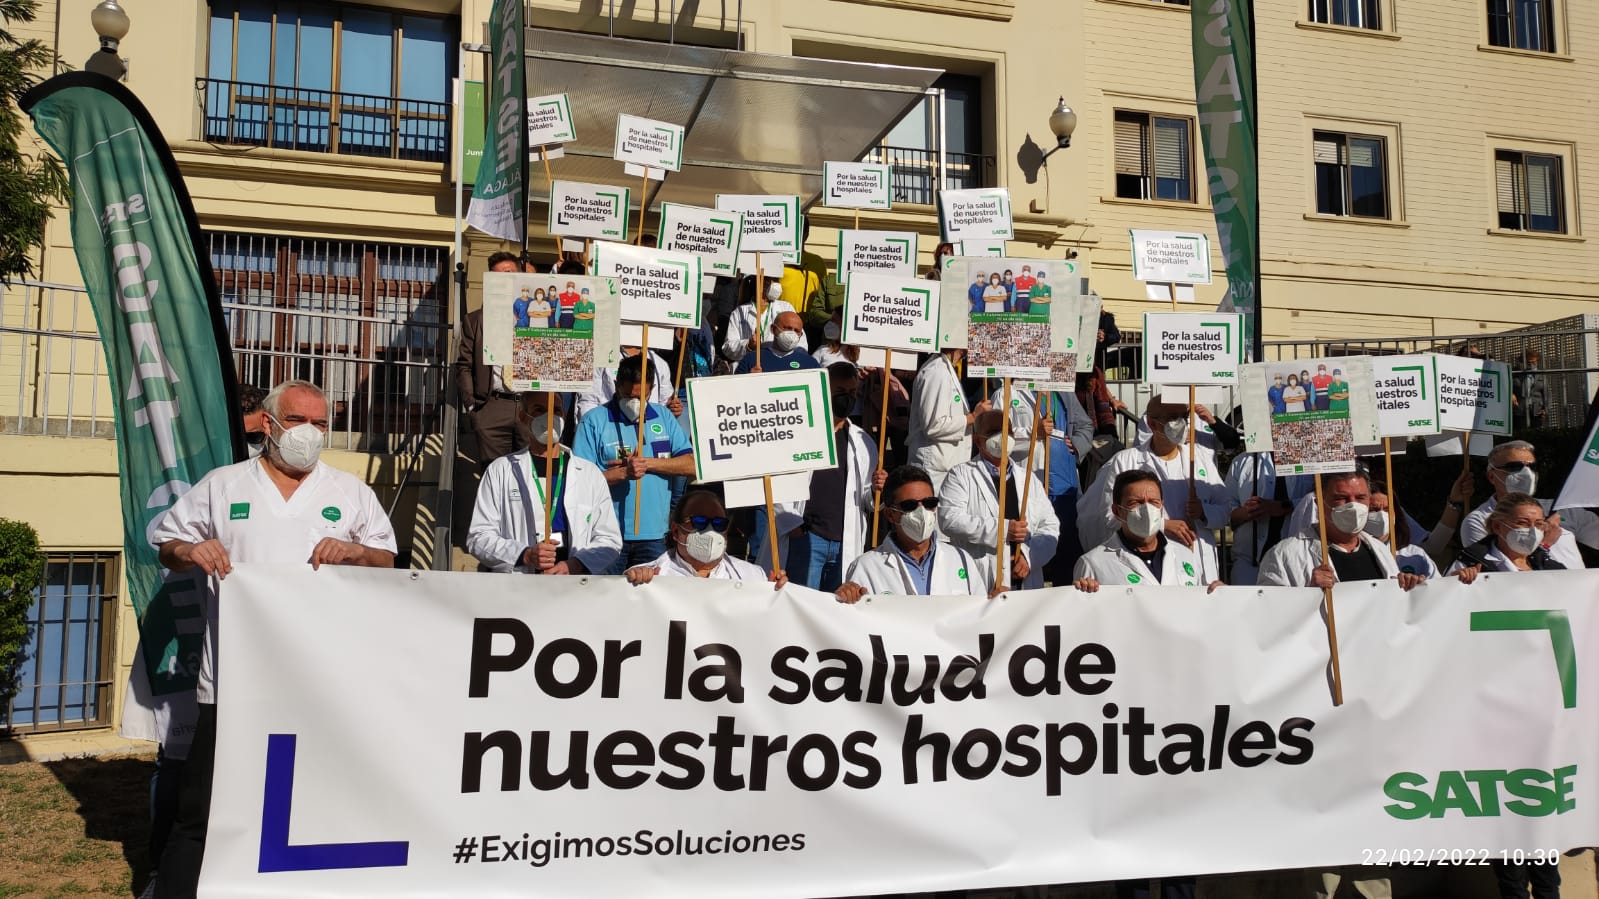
[1492,461,1534,473]
[891,497,940,512]
[683,515,731,533]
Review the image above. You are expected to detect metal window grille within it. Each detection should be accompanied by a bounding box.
[2,553,119,734]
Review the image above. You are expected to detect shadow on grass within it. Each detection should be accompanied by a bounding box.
[45,755,154,897]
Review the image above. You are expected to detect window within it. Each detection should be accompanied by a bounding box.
[869,74,993,204]
[1114,111,1194,202]
[1487,0,1556,52]
[203,1,456,161]
[1309,0,1381,28]
[1313,131,1389,218]
[3,554,117,734]
[1495,150,1565,233]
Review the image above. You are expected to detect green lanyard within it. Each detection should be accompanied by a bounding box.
[529,453,567,515]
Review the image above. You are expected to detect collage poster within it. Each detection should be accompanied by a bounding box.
[1241,357,1381,475]
[961,256,1076,381]
[482,271,621,392]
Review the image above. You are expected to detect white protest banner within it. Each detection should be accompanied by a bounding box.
[1141,312,1244,385]
[526,92,576,147]
[717,194,802,254]
[841,274,939,354]
[1435,355,1513,437]
[686,368,837,483]
[547,180,630,242]
[836,229,917,282]
[1129,230,1213,285]
[613,113,684,172]
[938,187,1013,243]
[206,565,1599,898]
[483,272,621,392]
[1554,417,1599,511]
[591,242,703,328]
[658,203,742,279]
[1372,354,1442,438]
[822,161,891,210]
[959,240,1005,257]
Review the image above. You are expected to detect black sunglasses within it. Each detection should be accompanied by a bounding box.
[682,515,731,533]
[891,497,940,513]
[1493,461,1534,473]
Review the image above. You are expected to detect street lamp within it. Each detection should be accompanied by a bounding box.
[85,0,129,80]
[1043,97,1077,161]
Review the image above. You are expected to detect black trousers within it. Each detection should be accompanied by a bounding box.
[155,703,216,899]
[1492,860,1560,899]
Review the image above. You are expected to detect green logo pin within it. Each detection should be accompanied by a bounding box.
[1183,562,1195,576]
[650,423,664,435]
[957,568,968,579]
[321,506,341,523]
[229,502,250,521]
[1127,573,1142,584]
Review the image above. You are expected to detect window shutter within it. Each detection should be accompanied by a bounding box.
[1153,118,1189,181]
[1312,136,1343,165]
[1527,156,1557,218]
[1495,155,1524,214]
[1114,114,1147,176]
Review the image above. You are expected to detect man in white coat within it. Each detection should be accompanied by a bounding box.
[908,348,990,488]
[1073,470,1220,590]
[1077,399,1229,580]
[835,465,986,601]
[625,491,787,588]
[467,392,622,575]
[939,410,1060,592]
[1258,469,1426,591]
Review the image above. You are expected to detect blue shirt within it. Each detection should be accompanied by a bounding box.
[734,346,820,374]
[573,399,693,540]
[512,298,531,328]
[1040,392,1082,498]
[887,537,937,595]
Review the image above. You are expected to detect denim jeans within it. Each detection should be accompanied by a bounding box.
[609,537,668,574]
[786,530,845,591]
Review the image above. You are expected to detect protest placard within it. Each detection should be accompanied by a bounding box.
[1240,357,1380,474]
[613,113,684,172]
[1372,354,1442,438]
[836,230,917,282]
[938,188,1013,243]
[547,180,630,242]
[1129,230,1213,284]
[658,203,742,279]
[526,93,576,147]
[1435,355,1512,436]
[590,242,703,328]
[959,240,1005,257]
[717,194,802,254]
[1075,290,1102,373]
[822,161,891,210]
[686,368,838,483]
[965,257,1069,380]
[937,257,969,349]
[482,271,620,392]
[1141,313,1243,385]
[841,274,939,354]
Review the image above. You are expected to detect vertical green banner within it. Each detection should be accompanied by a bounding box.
[24,73,241,696]
[460,80,485,186]
[1192,0,1259,357]
[466,0,528,242]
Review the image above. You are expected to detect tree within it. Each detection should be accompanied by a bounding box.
[0,0,66,283]
[0,517,44,715]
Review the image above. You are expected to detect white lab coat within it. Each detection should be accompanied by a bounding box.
[938,456,1059,590]
[842,538,986,597]
[773,422,878,576]
[1077,442,1229,551]
[1446,542,1527,575]
[721,300,796,362]
[638,550,771,584]
[1460,497,1586,570]
[576,350,675,420]
[988,385,1093,481]
[1072,531,1217,587]
[908,354,972,488]
[467,447,622,574]
[1257,532,1400,587]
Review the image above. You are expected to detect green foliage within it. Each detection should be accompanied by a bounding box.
[0,517,45,710]
[0,0,68,283]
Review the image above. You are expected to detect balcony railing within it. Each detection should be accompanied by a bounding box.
[198,78,450,164]
[861,145,997,206]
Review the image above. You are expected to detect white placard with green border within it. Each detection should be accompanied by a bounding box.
[716,194,802,254]
[547,180,630,242]
[836,229,917,282]
[841,274,939,355]
[822,161,892,210]
[613,113,684,172]
[591,241,703,329]
[659,203,743,279]
[959,240,1005,257]
[1373,354,1443,438]
[1075,290,1102,373]
[1141,312,1244,385]
[526,93,576,147]
[686,368,838,484]
[481,271,620,392]
[1435,355,1512,437]
[1129,230,1213,285]
[937,188,1013,243]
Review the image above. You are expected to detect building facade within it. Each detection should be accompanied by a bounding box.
[2,0,1596,744]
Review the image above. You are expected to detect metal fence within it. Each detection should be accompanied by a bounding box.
[199,77,451,164]
[862,145,994,206]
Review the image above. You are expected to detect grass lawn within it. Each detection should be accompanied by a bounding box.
[0,754,154,899]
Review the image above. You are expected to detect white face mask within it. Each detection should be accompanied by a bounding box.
[765,282,783,303]
[897,506,939,543]
[1328,501,1369,536]
[1160,417,1189,445]
[681,529,727,565]
[823,321,841,341]
[1500,467,1537,495]
[619,397,642,421]
[1363,510,1390,540]
[774,330,803,353]
[983,433,1005,460]
[526,413,561,446]
[1503,525,1543,556]
[267,415,323,473]
[1122,502,1166,539]
[246,434,266,459]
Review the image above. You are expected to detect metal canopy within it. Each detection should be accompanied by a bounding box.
[523,29,942,214]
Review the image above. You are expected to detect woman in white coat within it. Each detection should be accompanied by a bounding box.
[1073,470,1220,590]
[1449,493,1566,579]
[938,410,1060,592]
[835,465,987,601]
[908,348,990,488]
